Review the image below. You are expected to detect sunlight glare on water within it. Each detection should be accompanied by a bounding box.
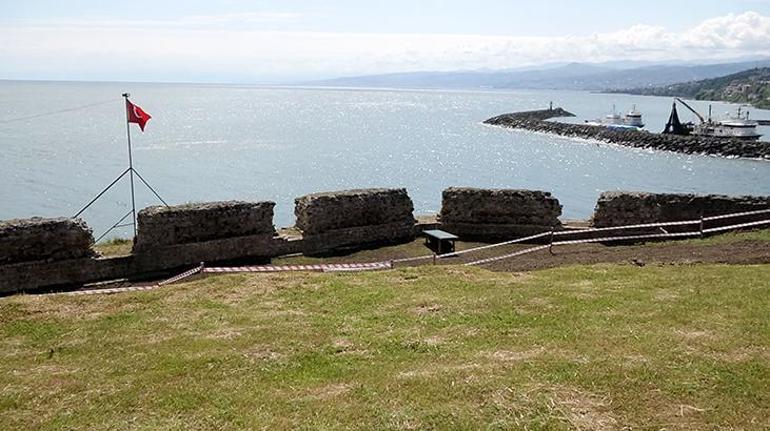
[1,81,769,238]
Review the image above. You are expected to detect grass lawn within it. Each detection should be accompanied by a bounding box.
[94,238,133,257]
[1,263,768,429]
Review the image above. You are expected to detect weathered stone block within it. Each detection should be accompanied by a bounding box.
[439,187,562,240]
[301,222,416,256]
[132,234,300,272]
[0,217,94,264]
[0,256,133,294]
[592,191,770,227]
[295,188,414,233]
[295,188,416,253]
[0,234,301,293]
[0,255,131,293]
[134,201,275,251]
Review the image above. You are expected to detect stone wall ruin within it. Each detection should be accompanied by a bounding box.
[439,187,562,240]
[592,191,770,227]
[0,217,94,265]
[3,187,769,294]
[133,201,276,251]
[295,188,416,254]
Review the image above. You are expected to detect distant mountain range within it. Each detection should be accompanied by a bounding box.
[307,59,770,92]
[610,68,770,109]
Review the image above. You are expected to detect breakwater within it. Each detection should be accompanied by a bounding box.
[484,108,770,159]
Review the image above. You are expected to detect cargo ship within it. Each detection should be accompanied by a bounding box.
[664,98,762,140]
[585,105,645,130]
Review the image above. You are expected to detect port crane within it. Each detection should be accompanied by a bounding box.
[674,97,708,123]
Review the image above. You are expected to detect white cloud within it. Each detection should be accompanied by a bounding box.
[179,12,304,25]
[1,11,769,82]
[681,12,770,50]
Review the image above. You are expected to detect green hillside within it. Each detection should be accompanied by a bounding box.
[615,67,770,109]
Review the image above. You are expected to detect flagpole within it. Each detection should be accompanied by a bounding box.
[74,93,165,243]
[122,92,138,239]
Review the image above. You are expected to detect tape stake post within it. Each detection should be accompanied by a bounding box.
[549,228,555,255]
[699,215,705,239]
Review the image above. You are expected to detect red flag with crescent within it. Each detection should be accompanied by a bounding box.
[126,99,152,131]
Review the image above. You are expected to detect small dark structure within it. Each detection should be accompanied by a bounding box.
[663,102,689,136]
[423,229,459,255]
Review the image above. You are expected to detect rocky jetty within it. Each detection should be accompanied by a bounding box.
[484,108,770,159]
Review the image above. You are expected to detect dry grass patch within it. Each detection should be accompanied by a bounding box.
[398,362,482,379]
[482,347,547,362]
[296,383,353,401]
[674,328,717,340]
[0,264,768,429]
[550,386,618,431]
[413,303,442,315]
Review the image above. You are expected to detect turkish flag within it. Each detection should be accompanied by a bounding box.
[126,99,152,131]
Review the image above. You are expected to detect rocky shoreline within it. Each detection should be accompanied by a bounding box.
[484,108,770,159]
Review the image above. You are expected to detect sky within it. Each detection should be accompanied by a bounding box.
[1,0,770,83]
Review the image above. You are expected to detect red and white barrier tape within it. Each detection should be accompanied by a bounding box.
[392,255,434,264]
[53,211,770,295]
[56,262,392,296]
[60,265,204,296]
[553,219,700,236]
[62,284,161,296]
[157,265,203,286]
[439,231,552,258]
[554,209,770,237]
[703,219,770,234]
[466,217,770,266]
[323,262,392,272]
[393,231,553,263]
[203,262,392,274]
[419,208,770,262]
[552,230,700,246]
[464,245,550,266]
[703,208,770,222]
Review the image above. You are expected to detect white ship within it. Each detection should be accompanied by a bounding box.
[664,98,762,140]
[585,105,644,130]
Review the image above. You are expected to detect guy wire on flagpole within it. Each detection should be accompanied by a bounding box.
[73,167,131,218]
[72,93,168,242]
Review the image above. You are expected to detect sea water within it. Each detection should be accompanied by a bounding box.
[1,80,769,239]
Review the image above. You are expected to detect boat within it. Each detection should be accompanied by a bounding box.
[664,98,762,140]
[585,105,645,130]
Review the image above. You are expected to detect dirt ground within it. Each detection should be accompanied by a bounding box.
[471,239,770,271]
[274,233,770,272]
[78,231,770,292]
